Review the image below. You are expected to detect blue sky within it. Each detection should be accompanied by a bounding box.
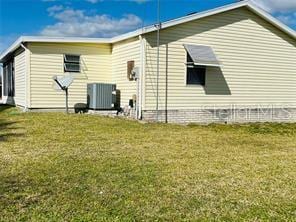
[0,0,295,53]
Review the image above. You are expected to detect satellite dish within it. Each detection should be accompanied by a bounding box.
[52,75,74,113]
[53,75,74,90]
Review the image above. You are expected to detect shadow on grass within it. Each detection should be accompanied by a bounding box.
[0,121,18,129]
[0,119,24,142]
[0,105,24,142]
[0,104,14,113]
[0,132,25,142]
[0,174,46,210]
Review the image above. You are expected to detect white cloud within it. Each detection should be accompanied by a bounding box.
[252,0,296,13]
[129,0,150,3]
[47,5,64,16]
[85,0,100,3]
[276,13,296,25]
[251,0,296,28]
[42,0,149,3]
[41,7,142,37]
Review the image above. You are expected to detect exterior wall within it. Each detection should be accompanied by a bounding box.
[143,7,296,123]
[111,37,140,108]
[142,107,296,124]
[28,43,111,108]
[14,49,26,107]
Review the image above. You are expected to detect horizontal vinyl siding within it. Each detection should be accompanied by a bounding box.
[144,7,296,110]
[14,50,26,106]
[111,37,140,107]
[28,43,111,108]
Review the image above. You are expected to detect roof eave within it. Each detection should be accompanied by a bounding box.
[1,0,295,62]
[110,0,251,42]
[0,36,23,62]
[0,36,112,62]
[111,0,295,42]
[246,3,296,39]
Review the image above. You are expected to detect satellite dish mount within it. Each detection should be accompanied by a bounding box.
[53,75,74,113]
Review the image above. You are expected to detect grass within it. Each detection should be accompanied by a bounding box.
[0,105,296,221]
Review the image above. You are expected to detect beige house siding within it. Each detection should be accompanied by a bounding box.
[144,7,296,111]
[28,43,111,108]
[111,37,140,108]
[14,50,26,107]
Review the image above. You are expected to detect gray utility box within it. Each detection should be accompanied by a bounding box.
[87,83,117,109]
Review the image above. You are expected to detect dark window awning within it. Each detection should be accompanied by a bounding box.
[184,44,221,67]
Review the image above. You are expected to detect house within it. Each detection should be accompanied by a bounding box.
[0,0,296,123]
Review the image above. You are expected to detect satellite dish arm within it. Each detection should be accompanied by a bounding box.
[53,78,66,90]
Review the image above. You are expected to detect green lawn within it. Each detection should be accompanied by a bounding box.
[0,105,296,221]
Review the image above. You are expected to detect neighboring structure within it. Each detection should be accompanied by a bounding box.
[0,1,296,123]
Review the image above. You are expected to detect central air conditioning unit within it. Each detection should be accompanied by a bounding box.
[87,83,117,110]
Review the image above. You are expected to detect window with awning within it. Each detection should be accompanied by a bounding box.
[184,44,221,67]
[184,44,221,86]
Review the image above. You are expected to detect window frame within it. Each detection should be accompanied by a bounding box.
[185,52,206,86]
[64,54,81,73]
[3,60,15,97]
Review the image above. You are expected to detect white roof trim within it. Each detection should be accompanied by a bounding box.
[194,63,222,68]
[1,0,295,62]
[29,36,110,43]
[246,2,296,39]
